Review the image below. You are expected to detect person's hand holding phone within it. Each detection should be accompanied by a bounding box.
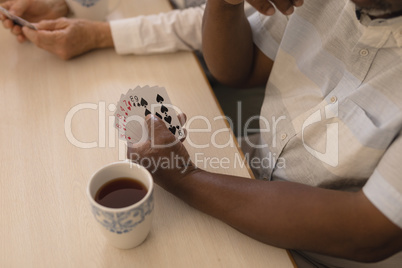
[20,18,114,60]
[0,0,69,42]
[0,6,37,30]
[0,0,114,60]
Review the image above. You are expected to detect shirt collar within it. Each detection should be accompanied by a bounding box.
[356,8,402,48]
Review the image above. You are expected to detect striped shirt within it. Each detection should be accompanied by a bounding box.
[246,0,402,266]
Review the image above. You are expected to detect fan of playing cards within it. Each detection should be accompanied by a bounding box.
[114,85,184,143]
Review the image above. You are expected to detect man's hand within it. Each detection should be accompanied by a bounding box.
[21,18,113,60]
[1,0,69,42]
[225,0,304,15]
[127,114,197,193]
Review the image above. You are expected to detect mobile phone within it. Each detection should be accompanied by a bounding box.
[0,6,37,30]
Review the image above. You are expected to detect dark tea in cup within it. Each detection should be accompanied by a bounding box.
[94,177,147,209]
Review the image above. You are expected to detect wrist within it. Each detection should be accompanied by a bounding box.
[93,21,114,49]
[167,167,204,197]
[154,160,199,192]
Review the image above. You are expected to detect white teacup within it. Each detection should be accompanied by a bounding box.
[65,0,120,21]
[87,161,154,249]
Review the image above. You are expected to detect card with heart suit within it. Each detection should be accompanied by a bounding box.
[114,86,184,143]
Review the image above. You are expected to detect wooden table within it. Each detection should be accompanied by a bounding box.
[0,0,295,267]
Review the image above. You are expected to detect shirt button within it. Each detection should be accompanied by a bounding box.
[281,133,287,140]
[330,96,338,103]
[360,49,369,56]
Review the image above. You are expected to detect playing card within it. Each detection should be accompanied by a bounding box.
[114,86,184,143]
[130,86,184,137]
[114,93,134,141]
[120,87,147,142]
[0,7,37,30]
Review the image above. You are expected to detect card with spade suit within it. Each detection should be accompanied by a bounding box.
[114,85,184,143]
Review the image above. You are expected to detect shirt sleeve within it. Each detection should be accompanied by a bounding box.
[248,10,289,61]
[363,132,402,229]
[109,5,204,55]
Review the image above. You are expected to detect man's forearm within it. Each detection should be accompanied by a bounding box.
[202,0,255,86]
[168,168,402,262]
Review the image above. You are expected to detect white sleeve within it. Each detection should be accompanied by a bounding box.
[363,132,402,229]
[109,5,205,55]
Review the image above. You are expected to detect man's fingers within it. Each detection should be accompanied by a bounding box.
[22,25,65,53]
[22,19,67,46]
[22,20,76,60]
[21,26,37,43]
[247,0,276,15]
[145,114,184,147]
[11,24,22,35]
[270,0,294,15]
[145,114,171,137]
[2,18,12,29]
[1,2,13,12]
[36,18,69,31]
[293,0,304,7]
[145,113,187,139]
[177,113,187,142]
[247,0,303,16]
[0,3,23,30]
[179,129,187,143]
[223,0,244,5]
[178,113,187,126]
[17,33,26,43]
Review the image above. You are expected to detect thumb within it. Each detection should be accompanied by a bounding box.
[145,114,179,147]
[21,25,37,43]
[36,19,69,31]
[146,114,171,137]
[22,19,68,44]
